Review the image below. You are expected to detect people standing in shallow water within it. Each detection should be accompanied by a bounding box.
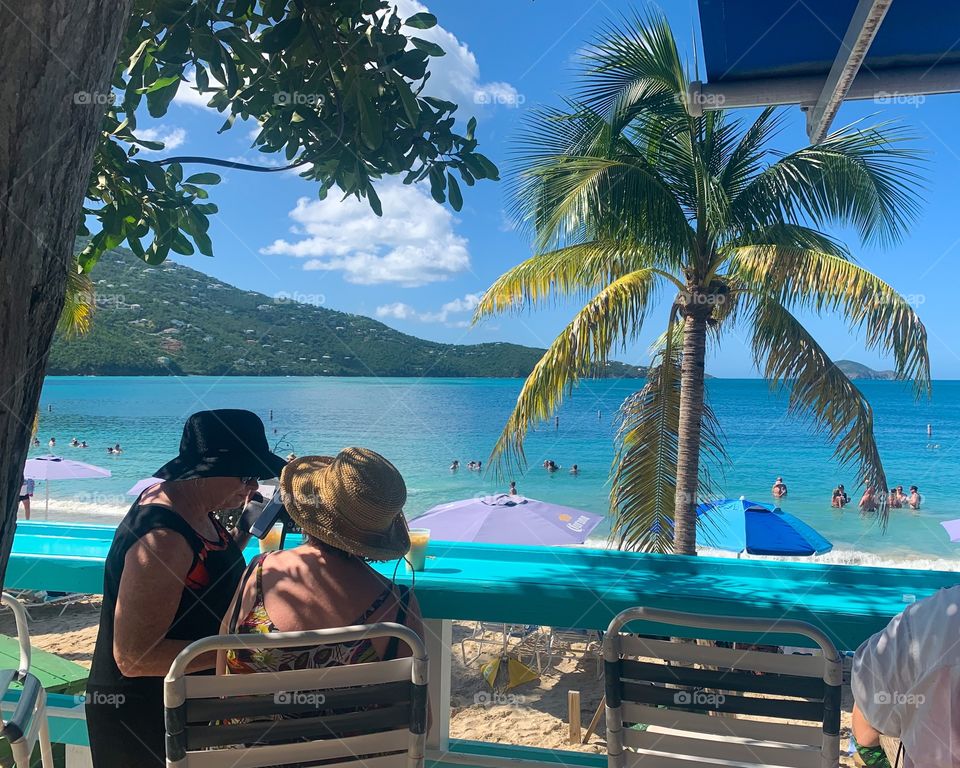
[887,487,902,509]
[509,481,518,495]
[450,460,460,471]
[908,485,922,509]
[771,476,787,498]
[859,486,878,515]
[570,464,579,475]
[48,437,56,449]
[831,484,849,508]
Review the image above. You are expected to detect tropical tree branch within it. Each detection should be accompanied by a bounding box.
[155,156,309,172]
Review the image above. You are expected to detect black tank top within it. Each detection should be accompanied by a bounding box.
[88,502,246,694]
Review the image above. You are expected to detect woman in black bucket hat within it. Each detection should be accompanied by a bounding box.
[86,409,286,767]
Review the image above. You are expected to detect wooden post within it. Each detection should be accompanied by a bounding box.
[583,695,606,744]
[568,690,581,745]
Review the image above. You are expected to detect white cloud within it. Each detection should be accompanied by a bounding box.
[173,70,222,108]
[376,302,420,320]
[136,126,187,151]
[394,0,522,109]
[376,292,482,325]
[262,179,470,286]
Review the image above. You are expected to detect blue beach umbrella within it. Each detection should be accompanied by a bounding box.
[696,498,832,556]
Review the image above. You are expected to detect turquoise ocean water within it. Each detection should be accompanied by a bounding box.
[28,376,960,569]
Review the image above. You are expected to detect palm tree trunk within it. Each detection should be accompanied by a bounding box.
[673,309,710,555]
[0,0,131,588]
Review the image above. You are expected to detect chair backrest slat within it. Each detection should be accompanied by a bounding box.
[621,702,822,746]
[618,679,826,721]
[185,679,411,721]
[186,705,412,751]
[620,658,826,698]
[618,636,825,677]
[183,656,412,699]
[622,728,823,768]
[171,730,410,768]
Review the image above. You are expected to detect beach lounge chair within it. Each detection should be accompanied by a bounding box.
[460,622,546,671]
[0,593,54,768]
[603,606,841,768]
[164,622,427,768]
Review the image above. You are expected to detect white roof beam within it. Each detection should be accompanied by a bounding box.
[805,0,894,142]
[686,63,960,114]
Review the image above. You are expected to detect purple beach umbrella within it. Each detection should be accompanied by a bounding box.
[413,494,603,547]
[940,519,960,542]
[23,455,111,517]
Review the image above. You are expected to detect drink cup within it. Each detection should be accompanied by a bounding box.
[259,522,284,554]
[406,528,430,572]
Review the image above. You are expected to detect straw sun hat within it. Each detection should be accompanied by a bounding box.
[280,448,410,561]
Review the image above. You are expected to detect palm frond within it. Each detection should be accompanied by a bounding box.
[731,246,930,395]
[488,269,660,471]
[473,240,660,320]
[509,104,693,259]
[577,8,688,126]
[610,322,726,552]
[730,120,926,247]
[58,258,95,337]
[750,296,890,524]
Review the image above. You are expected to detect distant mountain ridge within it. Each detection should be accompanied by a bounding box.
[835,359,901,380]
[48,248,647,379]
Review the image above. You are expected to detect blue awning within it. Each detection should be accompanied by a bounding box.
[692,1,960,140]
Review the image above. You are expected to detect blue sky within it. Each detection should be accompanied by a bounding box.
[141,1,960,378]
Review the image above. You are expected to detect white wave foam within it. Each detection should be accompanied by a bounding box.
[35,498,129,525]
[583,535,960,572]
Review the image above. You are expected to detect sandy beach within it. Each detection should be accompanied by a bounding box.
[0,599,859,765]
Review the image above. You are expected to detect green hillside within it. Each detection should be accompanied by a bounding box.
[48,248,647,379]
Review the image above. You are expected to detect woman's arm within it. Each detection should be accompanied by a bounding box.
[113,529,215,677]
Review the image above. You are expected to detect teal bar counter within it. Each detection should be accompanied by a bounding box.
[7,521,958,650]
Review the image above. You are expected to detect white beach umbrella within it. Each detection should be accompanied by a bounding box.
[23,455,111,517]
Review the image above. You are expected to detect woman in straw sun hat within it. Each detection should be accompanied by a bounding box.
[218,447,424,679]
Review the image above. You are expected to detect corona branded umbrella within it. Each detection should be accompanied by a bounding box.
[414,494,603,546]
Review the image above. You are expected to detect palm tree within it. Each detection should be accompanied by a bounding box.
[474,12,930,555]
[58,255,95,337]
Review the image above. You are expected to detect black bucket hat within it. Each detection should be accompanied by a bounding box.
[154,409,287,481]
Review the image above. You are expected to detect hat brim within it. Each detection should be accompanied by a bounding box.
[154,450,287,482]
[281,456,410,561]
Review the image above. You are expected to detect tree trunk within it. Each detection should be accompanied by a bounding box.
[673,308,710,556]
[0,1,131,587]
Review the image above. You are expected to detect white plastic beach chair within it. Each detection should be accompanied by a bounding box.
[164,622,428,768]
[0,593,54,768]
[604,606,842,768]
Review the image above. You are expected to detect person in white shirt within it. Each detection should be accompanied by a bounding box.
[852,585,960,767]
[18,478,34,520]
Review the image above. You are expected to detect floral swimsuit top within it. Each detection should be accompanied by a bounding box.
[225,553,397,674]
